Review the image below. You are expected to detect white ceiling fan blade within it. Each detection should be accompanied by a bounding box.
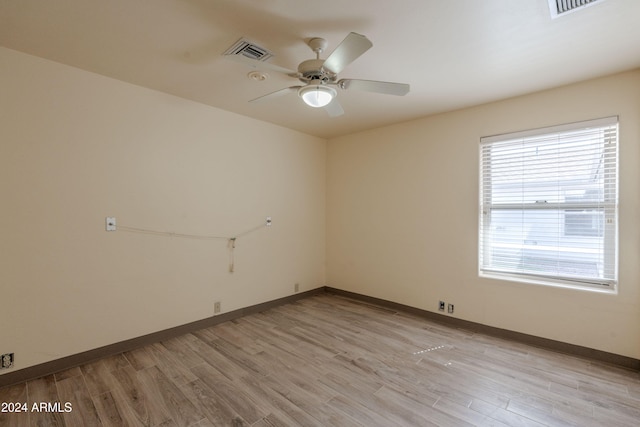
[339,79,410,96]
[225,53,299,77]
[249,86,301,103]
[323,99,344,117]
[322,32,373,75]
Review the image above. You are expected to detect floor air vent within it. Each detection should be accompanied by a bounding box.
[548,0,606,18]
[223,38,274,61]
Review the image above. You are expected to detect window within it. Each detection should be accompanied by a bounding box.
[479,117,618,291]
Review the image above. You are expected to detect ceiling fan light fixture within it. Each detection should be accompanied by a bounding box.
[299,84,336,108]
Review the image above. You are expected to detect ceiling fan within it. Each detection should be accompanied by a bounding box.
[226,32,410,116]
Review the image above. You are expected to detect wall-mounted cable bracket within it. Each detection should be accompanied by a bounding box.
[106,217,116,231]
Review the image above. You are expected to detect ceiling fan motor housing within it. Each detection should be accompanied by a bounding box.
[297,59,336,83]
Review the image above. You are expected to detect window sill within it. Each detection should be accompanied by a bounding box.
[479,271,617,294]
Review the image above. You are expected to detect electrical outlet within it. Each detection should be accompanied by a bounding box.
[447,303,454,314]
[438,301,445,311]
[1,353,14,369]
[214,301,221,314]
[294,283,299,293]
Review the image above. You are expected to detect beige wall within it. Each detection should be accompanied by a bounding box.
[0,48,326,372]
[327,70,640,359]
[2,44,638,376]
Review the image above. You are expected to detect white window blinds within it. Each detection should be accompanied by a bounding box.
[479,117,618,290]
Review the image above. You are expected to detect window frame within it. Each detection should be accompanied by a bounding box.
[479,117,619,293]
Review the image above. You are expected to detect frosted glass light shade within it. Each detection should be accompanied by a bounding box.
[299,85,336,108]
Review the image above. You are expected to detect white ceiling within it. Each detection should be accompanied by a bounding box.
[2,0,639,139]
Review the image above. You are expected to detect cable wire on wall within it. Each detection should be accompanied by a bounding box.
[108,218,271,273]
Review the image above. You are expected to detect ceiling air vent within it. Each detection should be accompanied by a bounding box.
[548,0,606,18]
[223,38,274,62]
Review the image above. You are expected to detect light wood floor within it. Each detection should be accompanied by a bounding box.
[1,293,639,426]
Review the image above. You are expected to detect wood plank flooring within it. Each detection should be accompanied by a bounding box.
[1,293,639,426]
